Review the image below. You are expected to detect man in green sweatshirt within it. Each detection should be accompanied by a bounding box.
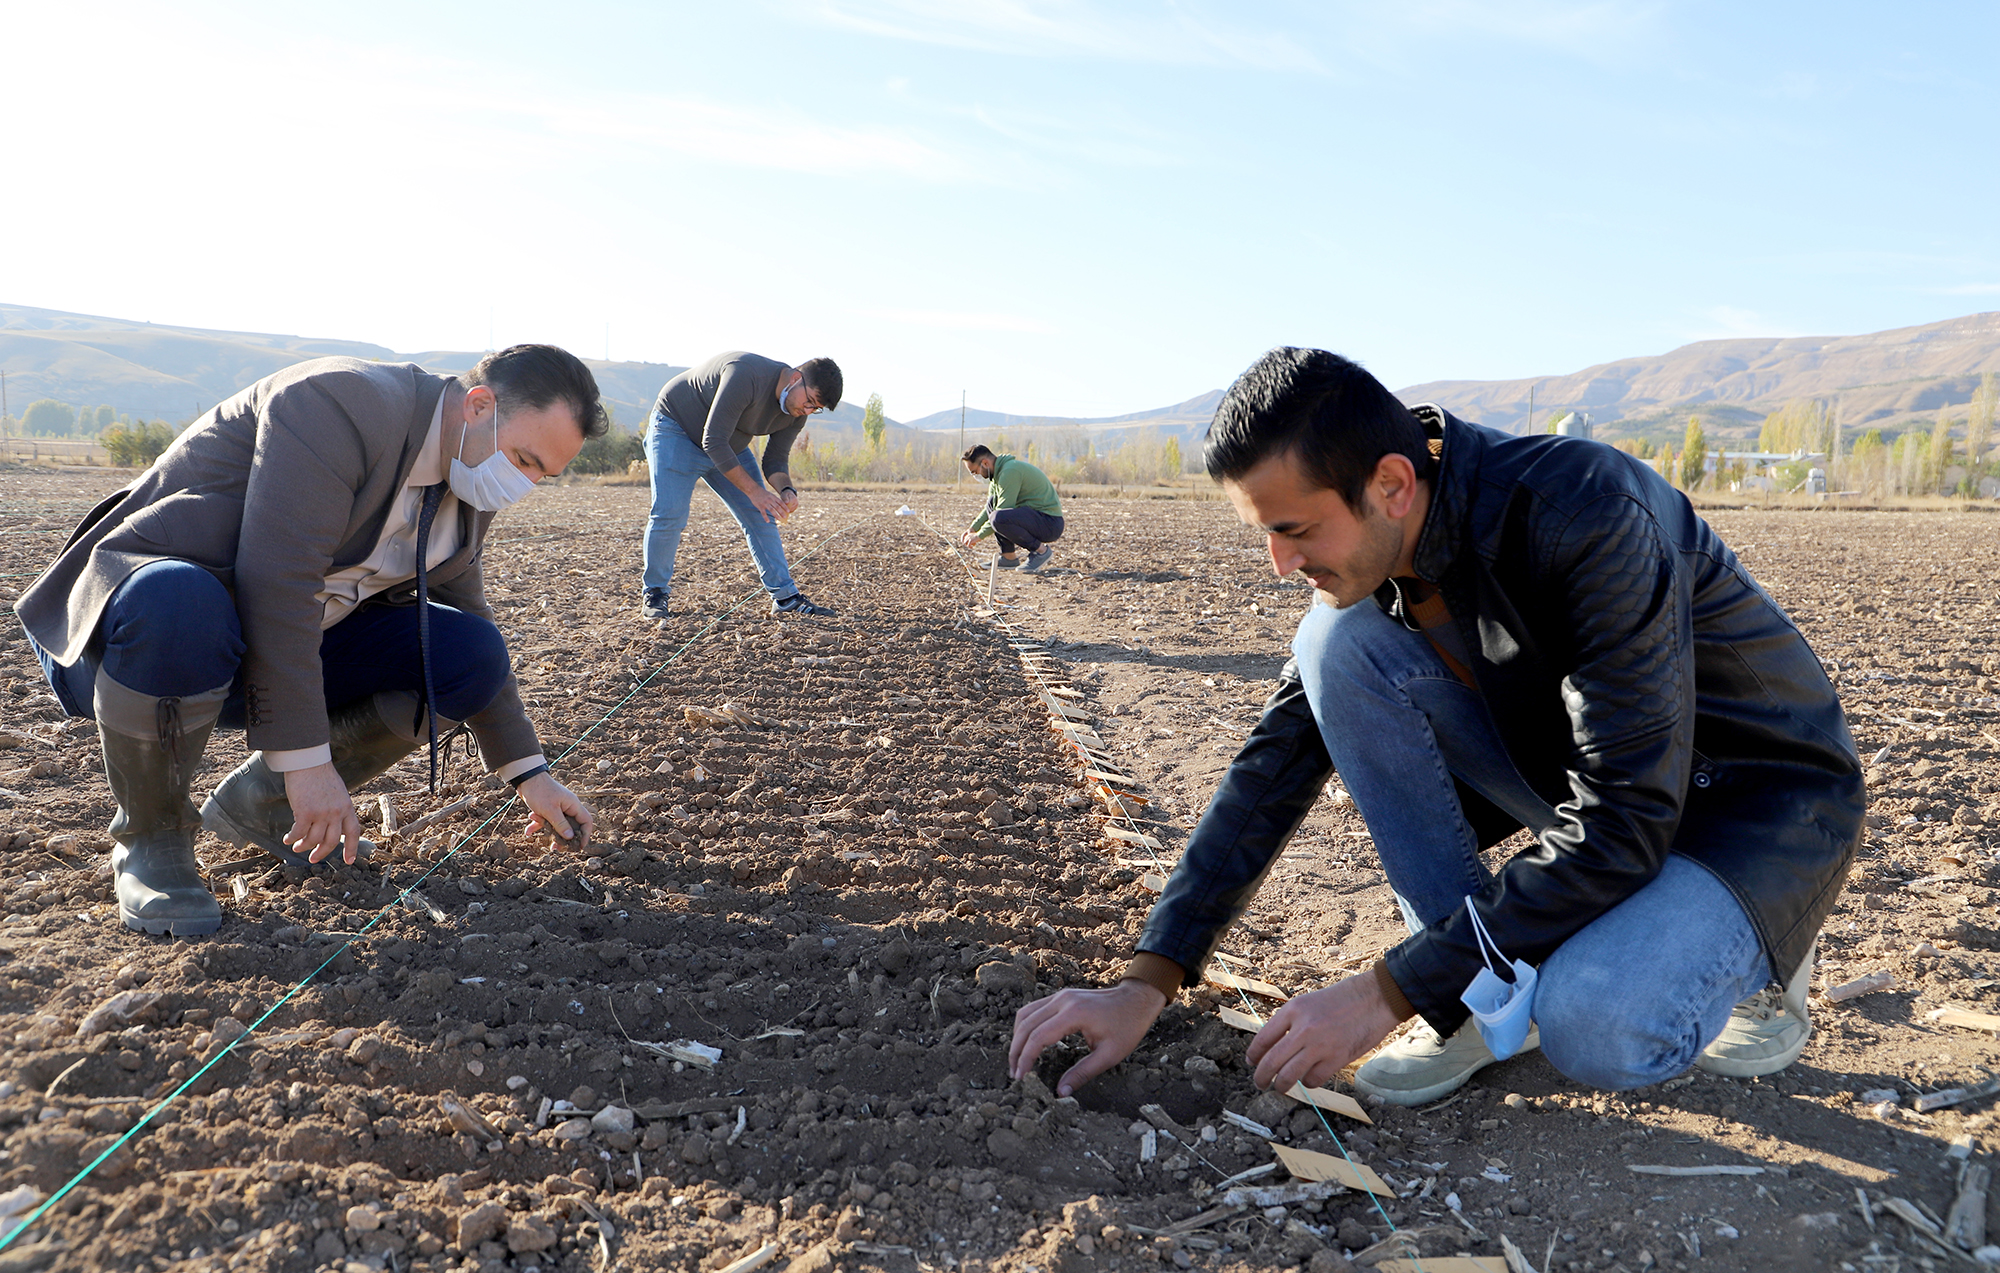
[958,445,1065,572]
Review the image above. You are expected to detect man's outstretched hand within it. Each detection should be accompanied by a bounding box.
[1244,971,1403,1093]
[1009,980,1168,1097]
[520,772,595,851]
[283,761,363,864]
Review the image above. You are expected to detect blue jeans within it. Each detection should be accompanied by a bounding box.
[32,559,511,729]
[1292,599,1770,1090]
[643,419,798,599]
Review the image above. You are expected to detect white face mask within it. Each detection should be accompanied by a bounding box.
[776,375,796,414]
[448,402,538,511]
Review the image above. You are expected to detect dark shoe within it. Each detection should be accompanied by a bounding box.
[202,691,438,862]
[772,593,837,617]
[642,587,672,620]
[1021,546,1055,573]
[96,671,229,938]
[995,554,1022,569]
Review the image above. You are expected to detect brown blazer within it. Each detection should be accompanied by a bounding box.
[14,357,540,766]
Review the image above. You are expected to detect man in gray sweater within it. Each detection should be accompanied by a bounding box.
[15,347,600,936]
[641,351,841,619]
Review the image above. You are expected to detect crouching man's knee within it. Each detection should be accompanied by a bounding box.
[1533,960,1705,1092]
[430,611,513,722]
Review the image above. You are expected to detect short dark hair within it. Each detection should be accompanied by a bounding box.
[962,444,994,464]
[1204,347,1432,509]
[797,357,843,412]
[463,344,607,439]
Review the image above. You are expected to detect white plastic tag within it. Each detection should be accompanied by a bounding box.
[1459,901,1538,1060]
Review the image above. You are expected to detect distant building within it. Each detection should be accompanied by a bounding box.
[1548,411,1593,440]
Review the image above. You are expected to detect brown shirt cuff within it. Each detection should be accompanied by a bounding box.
[1372,959,1417,1024]
[1120,951,1187,1001]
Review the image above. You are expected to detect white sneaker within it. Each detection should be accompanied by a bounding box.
[1354,1020,1542,1107]
[1695,940,1814,1078]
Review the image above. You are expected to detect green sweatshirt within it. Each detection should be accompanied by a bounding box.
[968,454,1063,540]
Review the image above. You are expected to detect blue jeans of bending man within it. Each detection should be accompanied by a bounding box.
[31,559,511,728]
[642,418,798,600]
[1291,599,1770,1091]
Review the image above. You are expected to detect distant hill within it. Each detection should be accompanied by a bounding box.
[1398,312,2000,439]
[0,303,888,436]
[905,390,1224,450]
[10,303,1999,451]
[924,313,2000,451]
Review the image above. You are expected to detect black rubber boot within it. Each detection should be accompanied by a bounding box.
[96,670,229,938]
[201,691,448,861]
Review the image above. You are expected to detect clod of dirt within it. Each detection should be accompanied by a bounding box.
[456,1201,507,1247]
[506,1213,559,1254]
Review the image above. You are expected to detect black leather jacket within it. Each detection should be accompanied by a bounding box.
[1139,408,1864,1034]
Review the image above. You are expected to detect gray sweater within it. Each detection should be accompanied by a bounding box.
[652,351,803,478]
[14,358,540,766]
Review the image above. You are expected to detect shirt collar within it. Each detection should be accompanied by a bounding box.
[410,392,449,488]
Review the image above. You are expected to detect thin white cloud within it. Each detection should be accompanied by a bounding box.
[319,42,961,181]
[856,307,1056,333]
[796,0,1323,71]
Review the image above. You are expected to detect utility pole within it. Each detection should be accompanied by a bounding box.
[1526,383,1536,435]
[1,370,9,434]
[957,390,966,486]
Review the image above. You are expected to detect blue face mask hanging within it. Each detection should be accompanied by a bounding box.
[1460,900,1538,1060]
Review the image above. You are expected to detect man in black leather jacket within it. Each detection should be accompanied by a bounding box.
[1011,347,1862,1105]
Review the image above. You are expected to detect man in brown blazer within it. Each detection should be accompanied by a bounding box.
[15,346,601,936]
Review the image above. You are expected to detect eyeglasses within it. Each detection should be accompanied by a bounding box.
[790,381,826,415]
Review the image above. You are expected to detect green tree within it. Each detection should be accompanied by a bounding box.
[91,405,115,432]
[1659,444,1677,489]
[21,399,76,436]
[1679,417,1707,490]
[862,393,885,452]
[567,426,643,475]
[1758,398,1830,455]
[101,420,177,467]
[1848,428,1886,495]
[1969,371,1997,469]
[1162,435,1183,479]
[1929,407,1955,493]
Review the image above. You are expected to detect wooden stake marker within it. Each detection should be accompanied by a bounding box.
[1205,967,1285,999]
[1269,1142,1394,1198]
[1217,1005,1265,1033]
[1285,1082,1373,1125]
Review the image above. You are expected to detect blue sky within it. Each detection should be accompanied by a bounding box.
[8,2,1997,421]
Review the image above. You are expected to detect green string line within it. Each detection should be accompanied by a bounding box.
[0,517,867,1251]
[1225,984,1419,1266]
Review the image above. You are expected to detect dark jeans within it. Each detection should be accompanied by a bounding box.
[992,508,1064,554]
[30,559,511,729]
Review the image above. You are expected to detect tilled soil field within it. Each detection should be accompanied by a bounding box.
[0,467,1997,1273]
